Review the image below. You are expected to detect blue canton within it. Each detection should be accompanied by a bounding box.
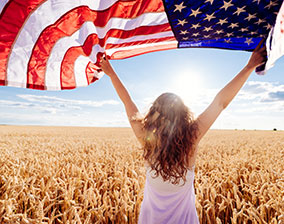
[163,0,283,51]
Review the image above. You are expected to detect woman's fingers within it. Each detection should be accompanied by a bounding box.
[255,39,265,51]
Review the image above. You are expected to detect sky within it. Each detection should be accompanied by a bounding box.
[1,48,284,130]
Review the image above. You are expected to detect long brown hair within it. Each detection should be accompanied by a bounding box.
[142,93,198,185]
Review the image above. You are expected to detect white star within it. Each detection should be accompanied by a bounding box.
[226,32,233,37]
[220,0,234,11]
[245,38,254,45]
[228,23,239,29]
[192,32,199,37]
[174,2,186,13]
[264,24,273,30]
[205,0,214,5]
[177,19,188,26]
[233,6,246,16]
[224,38,232,43]
[204,12,216,22]
[204,26,213,32]
[180,30,189,35]
[204,34,211,38]
[215,30,224,34]
[217,18,228,26]
[253,0,261,4]
[265,0,278,9]
[190,8,202,17]
[191,23,201,29]
[182,37,189,40]
[255,18,266,25]
[245,13,257,21]
[250,31,257,35]
[193,38,199,42]
[240,27,248,32]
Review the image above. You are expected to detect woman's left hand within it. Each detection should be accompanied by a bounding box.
[99,53,116,77]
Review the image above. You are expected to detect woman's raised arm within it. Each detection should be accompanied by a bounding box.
[196,40,267,143]
[99,54,144,142]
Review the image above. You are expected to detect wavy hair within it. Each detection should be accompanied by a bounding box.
[142,93,198,185]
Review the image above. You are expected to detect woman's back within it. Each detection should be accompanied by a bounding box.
[138,165,199,224]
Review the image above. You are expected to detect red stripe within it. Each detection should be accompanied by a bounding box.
[0,0,47,86]
[27,0,168,89]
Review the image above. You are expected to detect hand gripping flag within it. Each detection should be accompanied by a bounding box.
[0,0,283,90]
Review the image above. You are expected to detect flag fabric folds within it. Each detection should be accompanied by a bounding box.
[0,0,283,90]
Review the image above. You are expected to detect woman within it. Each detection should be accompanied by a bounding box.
[99,40,267,223]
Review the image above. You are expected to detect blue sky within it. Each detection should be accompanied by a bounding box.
[1,48,284,130]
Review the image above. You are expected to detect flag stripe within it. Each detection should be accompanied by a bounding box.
[74,56,90,90]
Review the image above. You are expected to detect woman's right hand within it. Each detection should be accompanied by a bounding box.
[246,39,267,70]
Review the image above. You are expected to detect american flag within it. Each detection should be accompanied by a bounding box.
[0,0,283,90]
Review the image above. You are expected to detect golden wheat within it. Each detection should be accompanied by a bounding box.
[0,126,283,223]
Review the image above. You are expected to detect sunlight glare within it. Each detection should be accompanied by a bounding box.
[171,70,204,105]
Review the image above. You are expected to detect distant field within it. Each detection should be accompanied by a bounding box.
[0,126,283,223]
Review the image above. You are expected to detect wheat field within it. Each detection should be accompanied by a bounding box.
[0,125,283,224]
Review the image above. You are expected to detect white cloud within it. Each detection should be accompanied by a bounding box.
[17,94,120,107]
[238,81,284,102]
[0,94,125,127]
[0,99,58,114]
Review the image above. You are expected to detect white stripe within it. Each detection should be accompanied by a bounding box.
[0,0,9,15]
[7,0,119,86]
[73,56,90,88]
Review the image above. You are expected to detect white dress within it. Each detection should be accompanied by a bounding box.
[138,165,199,224]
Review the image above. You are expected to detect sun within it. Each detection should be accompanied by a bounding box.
[171,70,204,105]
